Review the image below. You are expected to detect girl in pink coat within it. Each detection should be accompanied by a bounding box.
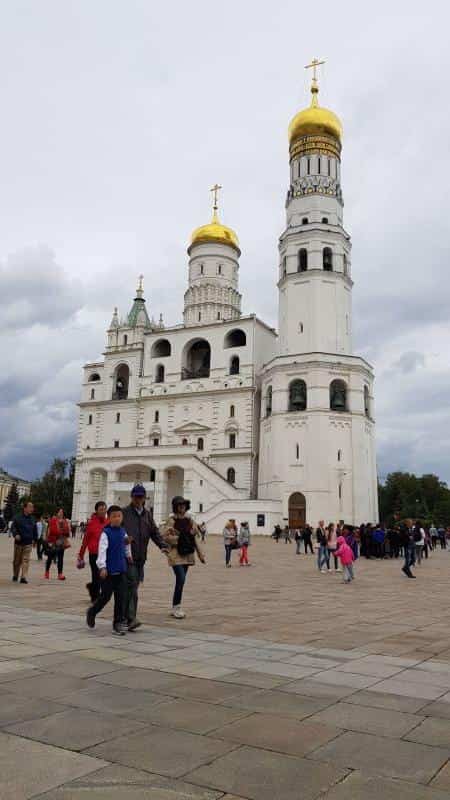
[334,536,355,583]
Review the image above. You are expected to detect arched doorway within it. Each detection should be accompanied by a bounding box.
[289,492,306,528]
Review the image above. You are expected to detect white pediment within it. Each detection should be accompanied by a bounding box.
[173,421,212,434]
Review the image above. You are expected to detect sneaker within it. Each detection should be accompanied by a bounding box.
[112,625,126,636]
[320,568,328,573]
[127,618,142,632]
[86,608,96,629]
[119,621,129,634]
[57,574,66,581]
[12,576,18,582]
[170,607,186,619]
[226,564,232,568]
[335,568,342,572]
[44,571,50,579]
[20,577,28,584]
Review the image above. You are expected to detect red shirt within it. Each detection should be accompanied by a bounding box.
[78,513,106,558]
[47,517,70,545]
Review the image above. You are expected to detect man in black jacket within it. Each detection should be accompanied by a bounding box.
[122,484,168,630]
[12,501,38,584]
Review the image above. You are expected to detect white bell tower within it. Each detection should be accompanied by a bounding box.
[258,60,379,527]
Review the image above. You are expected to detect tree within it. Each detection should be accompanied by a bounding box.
[378,471,450,527]
[4,483,20,522]
[29,457,75,517]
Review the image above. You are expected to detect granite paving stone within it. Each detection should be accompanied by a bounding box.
[310,730,450,783]
[317,771,450,799]
[143,698,249,734]
[85,726,237,778]
[0,694,68,728]
[430,761,450,791]
[344,689,431,713]
[28,654,123,678]
[333,658,405,678]
[277,679,358,701]
[185,744,347,800]
[214,669,289,689]
[220,687,331,717]
[5,707,147,751]
[405,716,450,747]
[64,764,223,797]
[211,711,340,756]
[309,701,424,738]
[4,673,89,699]
[61,683,172,719]
[370,678,446,700]
[309,669,381,689]
[419,700,450,719]
[93,667,187,693]
[0,731,107,800]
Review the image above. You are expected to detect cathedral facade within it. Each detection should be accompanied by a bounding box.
[72,70,378,532]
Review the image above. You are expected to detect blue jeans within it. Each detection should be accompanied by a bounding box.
[404,544,415,571]
[225,545,233,565]
[343,564,354,582]
[172,564,189,607]
[318,544,329,570]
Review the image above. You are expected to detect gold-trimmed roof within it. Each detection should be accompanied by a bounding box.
[289,70,342,147]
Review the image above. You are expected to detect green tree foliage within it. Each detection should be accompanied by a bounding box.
[3,483,20,522]
[29,457,75,517]
[378,472,450,526]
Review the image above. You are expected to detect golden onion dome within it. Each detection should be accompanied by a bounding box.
[288,81,342,146]
[189,210,240,253]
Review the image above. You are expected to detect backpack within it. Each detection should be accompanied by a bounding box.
[413,528,422,543]
[174,517,195,556]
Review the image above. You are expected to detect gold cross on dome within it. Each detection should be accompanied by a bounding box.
[210,183,222,214]
[138,274,144,291]
[305,57,325,81]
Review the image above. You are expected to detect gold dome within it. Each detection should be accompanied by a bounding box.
[189,210,240,253]
[288,83,342,146]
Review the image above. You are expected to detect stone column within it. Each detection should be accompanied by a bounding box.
[153,469,168,525]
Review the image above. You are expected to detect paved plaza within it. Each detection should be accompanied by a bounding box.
[2,536,450,798]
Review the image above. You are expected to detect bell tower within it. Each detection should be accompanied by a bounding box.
[278,59,352,358]
[258,60,378,527]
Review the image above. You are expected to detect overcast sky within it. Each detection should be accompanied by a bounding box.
[1,0,449,484]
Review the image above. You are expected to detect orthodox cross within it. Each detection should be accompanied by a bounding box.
[137,274,144,294]
[210,183,222,215]
[304,57,325,81]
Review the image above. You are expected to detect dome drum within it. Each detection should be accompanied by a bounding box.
[289,133,341,162]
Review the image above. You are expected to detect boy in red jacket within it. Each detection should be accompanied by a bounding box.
[78,502,107,600]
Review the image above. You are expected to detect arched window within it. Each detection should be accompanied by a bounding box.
[229,433,236,449]
[289,379,307,412]
[154,410,159,422]
[266,386,273,417]
[155,364,165,383]
[116,412,120,423]
[182,339,211,379]
[230,404,235,418]
[224,329,246,348]
[227,467,236,484]
[338,449,342,462]
[217,264,222,275]
[364,385,370,417]
[307,157,310,175]
[151,339,171,358]
[88,373,100,382]
[298,249,308,272]
[88,414,93,425]
[296,443,300,460]
[282,256,287,277]
[230,356,240,375]
[150,469,156,482]
[302,217,308,225]
[113,364,129,400]
[323,247,333,271]
[123,335,128,346]
[321,217,329,224]
[182,438,188,446]
[317,156,321,174]
[343,254,348,276]
[217,312,221,320]
[197,437,204,451]
[200,264,204,275]
[90,389,95,400]
[330,379,347,412]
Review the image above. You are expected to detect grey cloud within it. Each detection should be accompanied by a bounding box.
[391,351,425,374]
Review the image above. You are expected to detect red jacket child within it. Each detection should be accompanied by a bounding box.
[78,513,106,559]
[334,536,355,566]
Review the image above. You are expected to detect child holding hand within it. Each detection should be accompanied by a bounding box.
[86,505,131,635]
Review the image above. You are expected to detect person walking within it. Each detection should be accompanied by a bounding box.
[86,505,131,635]
[78,501,107,601]
[121,484,168,632]
[303,524,314,554]
[430,523,438,550]
[223,519,238,567]
[335,535,355,583]
[283,525,291,544]
[162,496,206,619]
[316,521,329,572]
[35,515,47,561]
[401,522,416,579]
[199,522,207,542]
[294,528,302,555]
[414,522,425,565]
[273,525,282,543]
[238,521,251,565]
[11,501,37,583]
[45,508,71,580]
[327,523,340,572]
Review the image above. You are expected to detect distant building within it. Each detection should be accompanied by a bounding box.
[0,468,31,509]
[73,66,378,532]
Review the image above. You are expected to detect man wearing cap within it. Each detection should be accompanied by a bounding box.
[122,484,168,630]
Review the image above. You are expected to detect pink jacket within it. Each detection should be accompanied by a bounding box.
[334,536,354,566]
